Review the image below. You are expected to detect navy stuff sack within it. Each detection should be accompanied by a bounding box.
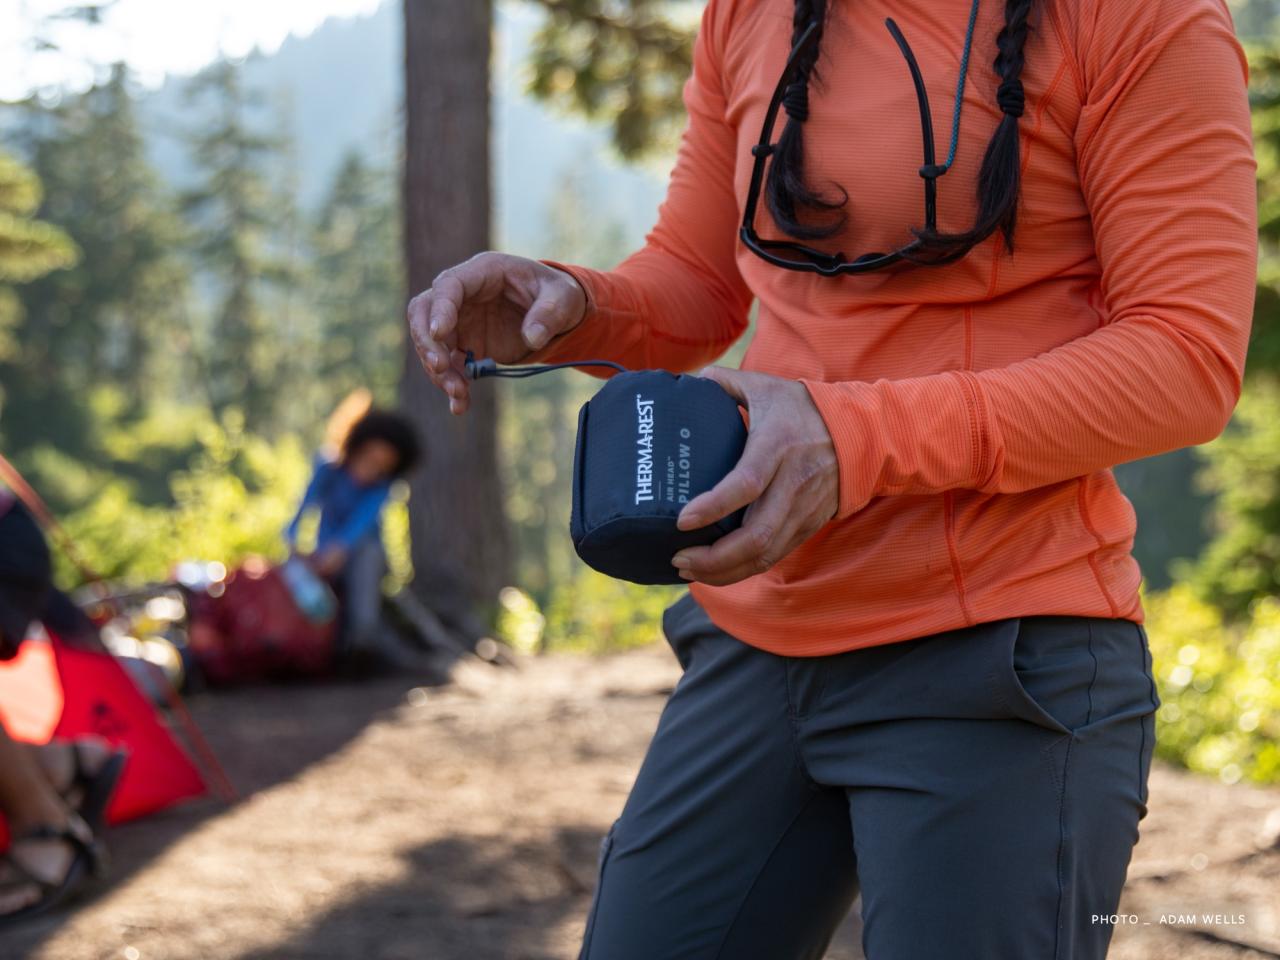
[569,370,748,585]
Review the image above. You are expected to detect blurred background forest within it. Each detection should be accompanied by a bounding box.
[0,0,1278,785]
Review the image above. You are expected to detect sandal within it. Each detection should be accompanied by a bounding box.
[0,814,102,929]
[63,742,127,834]
[60,742,128,835]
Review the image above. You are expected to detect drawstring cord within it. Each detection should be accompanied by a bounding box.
[940,0,983,176]
[465,351,627,380]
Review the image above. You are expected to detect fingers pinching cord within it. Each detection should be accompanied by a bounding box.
[407,269,475,413]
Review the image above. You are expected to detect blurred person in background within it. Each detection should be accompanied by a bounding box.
[285,394,423,671]
[0,492,126,925]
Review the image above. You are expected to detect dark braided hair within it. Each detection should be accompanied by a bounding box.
[767,0,1034,264]
[765,0,848,240]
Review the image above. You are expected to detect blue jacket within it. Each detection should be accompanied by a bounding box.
[284,455,390,553]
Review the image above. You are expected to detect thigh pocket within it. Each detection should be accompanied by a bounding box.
[578,819,619,960]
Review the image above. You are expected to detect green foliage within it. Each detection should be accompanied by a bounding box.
[0,151,76,285]
[1248,44,1280,377]
[1177,380,1280,617]
[0,150,77,384]
[494,586,547,654]
[381,486,414,593]
[497,573,680,654]
[0,163,77,284]
[543,573,681,652]
[1145,583,1280,784]
[51,407,311,586]
[524,0,697,159]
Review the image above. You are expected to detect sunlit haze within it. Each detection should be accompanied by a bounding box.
[0,0,386,99]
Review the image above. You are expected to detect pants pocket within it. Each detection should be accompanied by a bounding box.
[1135,623,1160,815]
[1137,622,1162,711]
[988,616,1087,736]
[660,591,707,672]
[992,615,1160,741]
[578,819,619,960]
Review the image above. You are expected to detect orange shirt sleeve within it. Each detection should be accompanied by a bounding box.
[525,0,753,375]
[802,0,1257,520]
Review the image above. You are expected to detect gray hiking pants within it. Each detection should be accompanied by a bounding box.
[578,591,1160,960]
[337,535,387,656]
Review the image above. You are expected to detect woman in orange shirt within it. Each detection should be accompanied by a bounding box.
[410,0,1256,956]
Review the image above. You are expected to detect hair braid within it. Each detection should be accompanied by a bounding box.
[908,0,1034,263]
[764,0,848,240]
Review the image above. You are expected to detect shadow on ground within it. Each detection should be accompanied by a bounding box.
[235,828,602,960]
[4,667,449,959]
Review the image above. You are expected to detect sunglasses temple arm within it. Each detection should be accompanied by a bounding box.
[884,18,939,231]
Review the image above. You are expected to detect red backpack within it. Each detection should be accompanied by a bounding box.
[187,559,336,685]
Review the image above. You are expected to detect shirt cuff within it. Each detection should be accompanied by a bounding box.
[799,378,885,520]
[801,371,1002,518]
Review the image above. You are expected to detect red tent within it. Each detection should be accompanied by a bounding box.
[0,636,210,848]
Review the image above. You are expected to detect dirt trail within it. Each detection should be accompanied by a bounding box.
[4,643,1278,960]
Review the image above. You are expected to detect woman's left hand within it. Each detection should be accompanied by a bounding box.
[672,367,840,586]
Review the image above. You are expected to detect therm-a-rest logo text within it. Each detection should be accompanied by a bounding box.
[635,394,655,504]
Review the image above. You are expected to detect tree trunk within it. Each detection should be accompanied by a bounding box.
[400,0,510,633]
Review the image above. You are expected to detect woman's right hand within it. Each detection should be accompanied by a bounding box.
[407,252,587,415]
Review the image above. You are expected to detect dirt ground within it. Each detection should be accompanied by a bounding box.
[4,642,1279,960]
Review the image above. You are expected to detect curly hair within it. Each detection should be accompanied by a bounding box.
[341,409,422,478]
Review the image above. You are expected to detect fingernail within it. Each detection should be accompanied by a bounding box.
[426,351,439,369]
[672,554,691,570]
[430,321,441,339]
[527,323,548,349]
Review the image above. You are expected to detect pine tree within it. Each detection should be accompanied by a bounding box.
[181,57,289,430]
[311,151,402,406]
[0,152,76,283]
[0,151,76,394]
[19,65,189,410]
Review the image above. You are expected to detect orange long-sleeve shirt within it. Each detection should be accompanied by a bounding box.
[530,0,1257,656]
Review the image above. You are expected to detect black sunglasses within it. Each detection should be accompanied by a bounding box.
[740,2,980,277]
